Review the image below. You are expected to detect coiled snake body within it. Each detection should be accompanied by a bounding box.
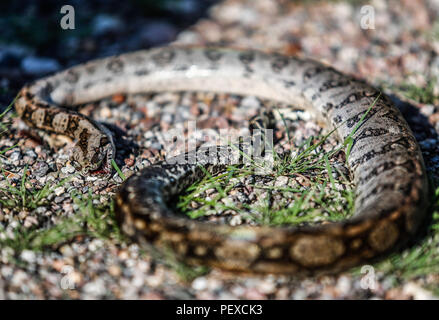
[15,47,429,274]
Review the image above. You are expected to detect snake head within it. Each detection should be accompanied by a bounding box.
[71,129,115,177]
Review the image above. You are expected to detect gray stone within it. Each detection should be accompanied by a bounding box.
[0,44,29,67]
[140,21,177,46]
[21,56,61,75]
[165,0,200,15]
[92,14,123,35]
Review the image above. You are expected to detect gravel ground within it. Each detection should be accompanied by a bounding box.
[1,0,439,299]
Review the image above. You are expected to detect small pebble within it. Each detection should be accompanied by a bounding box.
[192,277,208,291]
[21,56,61,75]
[20,250,36,264]
[61,165,76,175]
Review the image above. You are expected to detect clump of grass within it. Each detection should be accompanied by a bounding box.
[396,78,439,105]
[0,95,18,138]
[0,104,13,137]
[71,191,124,243]
[177,139,355,226]
[0,95,21,161]
[381,67,439,106]
[0,165,73,210]
[0,191,123,253]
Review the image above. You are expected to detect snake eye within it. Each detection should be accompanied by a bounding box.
[90,151,104,167]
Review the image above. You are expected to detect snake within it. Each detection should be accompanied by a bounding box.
[14,46,430,275]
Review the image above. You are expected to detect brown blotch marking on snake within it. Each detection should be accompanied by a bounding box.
[134,218,147,230]
[344,220,374,237]
[311,92,321,101]
[335,91,380,110]
[357,181,413,208]
[303,66,325,81]
[175,242,188,255]
[282,80,296,88]
[116,195,125,207]
[148,222,162,232]
[331,115,343,126]
[107,57,124,74]
[358,159,416,185]
[290,235,345,267]
[264,246,284,259]
[151,49,176,66]
[84,63,97,74]
[270,53,289,73]
[187,231,212,242]
[173,65,189,72]
[35,101,48,110]
[381,109,405,124]
[21,103,36,123]
[134,68,150,76]
[20,87,33,101]
[43,109,56,127]
[159,231,185,243]
[77,128,91,154]
[113,198,136,237]
[83,80,98,89]
[215,241,261,263]
[258,231,289,248]
[194,245,208,256]
[252,261,299,274]
[347,105,402,133]
[65,115,80,137]
[321,102,334,113]
[350,136,416,168]
[52,113,70,132]
[319,79,351,92]
[341,103,381,129]
[239,51,256,73]
[65,70,80,83]
[334,92,365,109]
[368,220,399,252]
[41,81,54,95]
[239,51,255,64]
[31,107,46,127]
[405,182,425,232]
[204,48,223,62]
[346,105,380,130]
[25,92,34,101]
[350,239,363,250]
[349,127,389,150]
[357,181,414,209]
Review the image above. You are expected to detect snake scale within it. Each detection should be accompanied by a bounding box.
[15,46,429,275]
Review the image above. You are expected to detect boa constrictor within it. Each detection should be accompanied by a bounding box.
[15,46,429,275]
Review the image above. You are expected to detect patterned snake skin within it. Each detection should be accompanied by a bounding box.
[15,46,430,275]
